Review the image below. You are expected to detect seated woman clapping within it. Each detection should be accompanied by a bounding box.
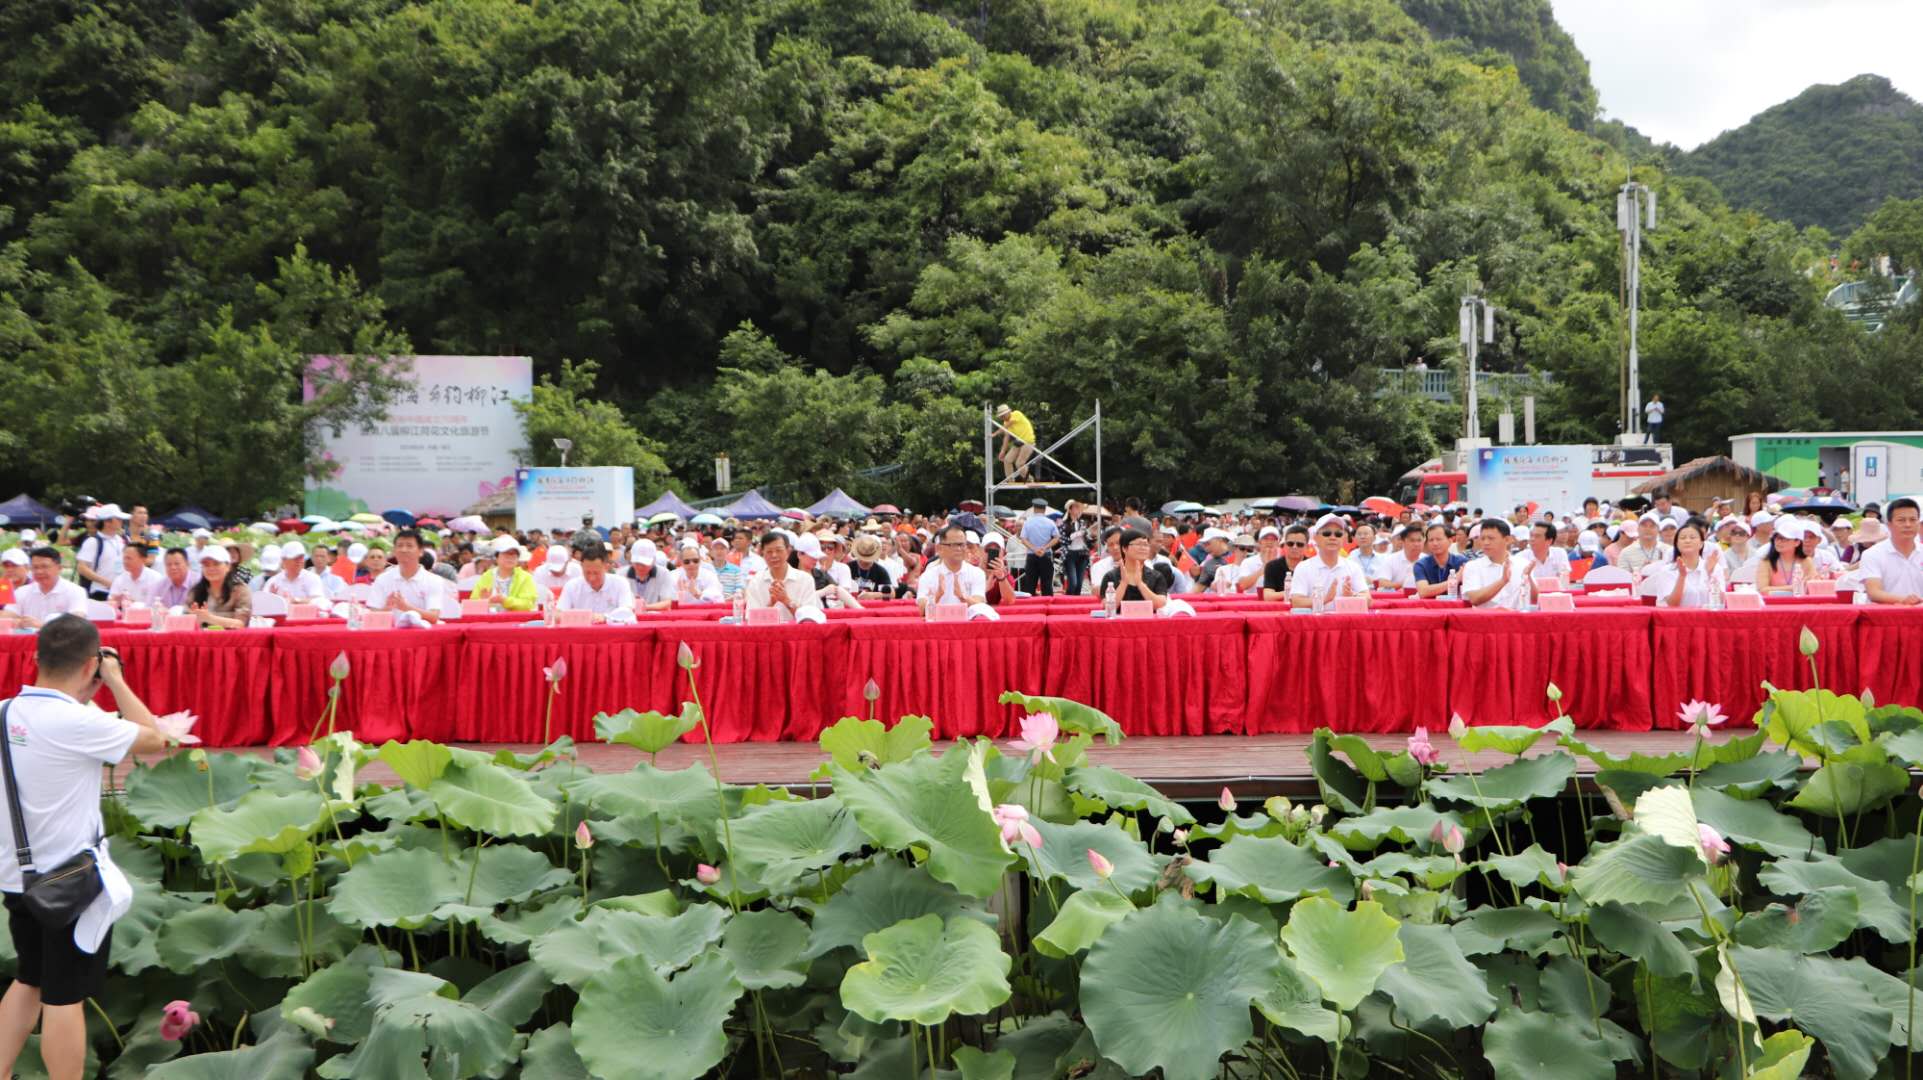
[1653,518,1726,607]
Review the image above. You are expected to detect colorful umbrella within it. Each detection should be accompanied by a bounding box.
[872,504,902,515]
[1361,496,1404,516]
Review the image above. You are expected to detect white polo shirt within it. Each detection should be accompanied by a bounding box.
[107,568,164,605]
[558,573,634,614]
[1461,555,1529,610]
[368,565,446,614]
[0,688,138,892]
[1860,539,1923,600]
[1289,555,1368,601]
[11,579,89,621]
[1515,545,1572,580]
[260,569,331,604]
[917,562,988,606]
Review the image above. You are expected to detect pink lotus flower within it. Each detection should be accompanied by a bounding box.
[695,863,721,885]
[544,657,567,684]
[991,803,1043,849]
[1087,849,1114,880]
[160,1000,199,1041]
[1008,713,1060,765]
[1556,862,1569,882]
[1407,727,1440,766]
[328,652,350,681]
[1218,787,1237,813]
[863,678,880,703]
[1429,820,1449,846]
[1448,713,1467,739]
[154,711,201,746]
[1171,828,1188,845]
[575,821,594,849]
[294,746,323,781]
[677,642,698,670]
[1442,825,1465,855]
[1699,823,1730,865]
[1678,700,1727,736]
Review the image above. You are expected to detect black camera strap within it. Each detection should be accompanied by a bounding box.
[0,700,39,874]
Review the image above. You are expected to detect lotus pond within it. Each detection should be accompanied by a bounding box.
[10,640,1923,1079]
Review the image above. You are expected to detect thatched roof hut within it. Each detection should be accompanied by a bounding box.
[1632,456,1783,512]
[461,486,516,530]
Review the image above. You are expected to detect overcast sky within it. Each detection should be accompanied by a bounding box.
[1549,0,1923,149]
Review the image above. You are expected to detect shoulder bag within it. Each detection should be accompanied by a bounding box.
[0,699,105,926]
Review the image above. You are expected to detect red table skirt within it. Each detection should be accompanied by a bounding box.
[8,605,1923,744]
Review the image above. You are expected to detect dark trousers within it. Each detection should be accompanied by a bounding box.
[1020,551,1055,595]
[1062,549,1089,596]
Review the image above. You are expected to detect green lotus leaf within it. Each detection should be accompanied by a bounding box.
[427,759,556,837]
[1787,760,1910,818]
[805,859,992,959]
[1726,946,1893,1080]
[1690,787,1816,858]
[1763,688,1870,758]
[1586,904,1696,983]
[475,898,584,947]
[1423,752,1575,808]
[1456,716,1574,755]
[595,704,702,755]
[327,846,567,929]
[1482,844,1563,889]
[722,909,812,990]
[1693,747,1801,795]
[376,740,452,789]
[237,902,363,977]
[111,888,200,975]
[818,713,935,769]
[1831,956,1923,1051]
[1734,887,1859,954]
[1327,804,1466,850]
[1023,819,1162,894]
[951,1046,1016,1080]
[1451,905,1566,956]
[1375,923,1497,1029]
[729,794,867,893]
[575,952,741,1080]
[1324,733,1418,785]
[1569,833,1704,907]
[531,904,729,988]
[154,904,262,973]
[1060,764,1195,825]
[125,751,261,829]
[145,1029,314,1080]
[519,1024,590,1080]
[841,914,1011,1025]
[281,946,385,1043]
[1034,888,1134,958]
[1482,1008,1613,1080]
[829,749,1014,898]
[566,762,728,850]
[1309,729,1370,813]
[1757,856,1909,943]
[1282,897,1403,1011]
[1080,901,1279,1080]
[315,968,516,1080]
[1747,1030,1816,1080]
[190,790,327,864]
[1253,953,1341,1042]
[996,691,1123,744]
[1187,834,1354,905]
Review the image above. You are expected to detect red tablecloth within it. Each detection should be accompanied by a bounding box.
[265,625,461,745]
[1244,611,1451,733]
[835,616,1049,738]
[1042,613,1248,736]
[662,622,846,742]
[1650,607,1862,728]
[1859,606,1923,710]
[102,628,278,745]
[1445,609,1653,729]
[450,624,670,743]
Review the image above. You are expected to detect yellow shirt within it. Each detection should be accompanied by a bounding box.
[1003,410,1034,443]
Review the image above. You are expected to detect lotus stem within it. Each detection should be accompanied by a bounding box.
[682,657,742,911]
[1909,802,1922,1080]
[542,683,557,747]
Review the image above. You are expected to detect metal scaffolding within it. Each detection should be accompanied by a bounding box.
[983,402,1102,516]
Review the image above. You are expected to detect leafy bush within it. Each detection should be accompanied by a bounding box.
[25,650,1923,1077]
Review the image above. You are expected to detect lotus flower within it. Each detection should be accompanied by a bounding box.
[1442,825,1465,855]
[1406,726,1440,766]
[160,1000,199,1041]
[1008,713,1060,765]
[284,1005,335,1039]
[863,678,880,703]
[575,821,594,849]
[1429,820,1448,846]
[1171,828,1188,845]
[695,863,721,885]
[1678,699,1727,736]
[154,711,201,746]
[1218,787,1237,813]
[1546,681,1563,704]
[294,746,323,781]
[328,651,350,681]
[1359,879,1375,901]
[1556,862,1569,882]
[677,642,698,670]
[991,803,1043,849]
[1699,823,1730,865]
[1448,713,1467,740]
[1087,849,1114,880]
[544,656,567,684]
[1799,626,1819,657]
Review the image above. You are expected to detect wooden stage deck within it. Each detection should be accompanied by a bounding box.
[128,731,1766,800]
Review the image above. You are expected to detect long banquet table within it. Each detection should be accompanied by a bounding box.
[6,597,1922,746]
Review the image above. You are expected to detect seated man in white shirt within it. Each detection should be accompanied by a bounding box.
[1379,525,1425,590]
[1861,497,1923,605]
[368,529,445,623]
[106,541,164,609]
[1290,514,1370,609]
[623,540,676,611]
[558,542,636,619]
[1461,518,1530,610]
[742,531,820,620]
[530,544,579,596]
[260,541,331,604]
[670,543,725,604]
[1514,520,1572,603]
[916,524,988,614]
[9,548,90,628]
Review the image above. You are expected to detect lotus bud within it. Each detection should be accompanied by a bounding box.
[1429,820,1448,845]
[295,746,323,782]
[677,642,698,670]
[544,657,568,684]
[696,863,721,885]
[1556,862,1568,882]
[1546,681,1563,704]
[1449,713,1467,739]
[1443,825,1465,855]
[1799,626,1819,657]
[1359,880,1375,901]
[863,677,880,702]
[575,821,594,850]
[1309,804,1327,825]
[1698,823,1730,865]
[1171,828,1188,845]
[1218,787,1236,813]
[329,651,350,681]
[1087,849,1114,880]
[1863,688,1876,709]
[160,1000,200,1042]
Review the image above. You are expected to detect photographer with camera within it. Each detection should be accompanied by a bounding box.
[1,617,167,1080]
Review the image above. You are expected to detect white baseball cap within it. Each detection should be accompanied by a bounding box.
[982,533,1005,549]
[1257,526,1281,540]
[348,543,369,562]
[546,545,571,568]
[1774,518,1807,541]
[1311,513,1345,533]
[1201,527,1233,544]
[1749,511,1775,527]
[199,545,232,565]
[1637,512,1662,527]
[0,549,28,567]
[259,547,283,571]
[963,531,983,547]
[630,539,659,565]
[279,541,306,560]
[793,533,825,559]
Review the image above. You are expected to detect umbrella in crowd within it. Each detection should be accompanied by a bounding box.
[1780,495,1856,517]
[1361,496,1403,516]
[647,511,681,525]
[381,509,417,527]
[871,503,902,515]
[690,512,724,527]
[276,518,308,534]
[1161,501,1205,515]
[416,518,445,530]
[445,515,487,533]
[1270,495,1320,512]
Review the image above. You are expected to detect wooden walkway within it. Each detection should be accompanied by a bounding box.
[128,730,1756,800]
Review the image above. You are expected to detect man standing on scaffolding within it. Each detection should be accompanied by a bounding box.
[996,404,1037,481]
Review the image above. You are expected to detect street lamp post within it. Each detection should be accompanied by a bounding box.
[1618,179,1657,441]
[554,437,573,468]
[1459,295,1496,441]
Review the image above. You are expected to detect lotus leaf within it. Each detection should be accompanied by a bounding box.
[728,794,867,892]
[817,712,935,769]
[531,904,729,988]
[595,704,702,755]
[840,914,1010,1025]
[1482,1008,1613,1080]
[1187,833,1354,904]
[377,740,453,789]
[1726,945,1893,1080]
[1375,923,1497,1028]
[190,790,327,864]
[1023,819,1161,893]
[829,748,1014,898]
[1282,897,1403,1011]
[1034,889,1134,958]
[805,859,992,959]
[721,909,812,989]
[1060,764,1195,825]
[125,751,260,830]
[996,691,1123,744]
[427,759,556,837]
[144,1029,313,1080]
[315,968,517,1080]
[1424,751,1575,808]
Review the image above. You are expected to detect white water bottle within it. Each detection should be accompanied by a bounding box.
[346,601,363,630]
[732,590,746,623]
[1103,582,1117,617]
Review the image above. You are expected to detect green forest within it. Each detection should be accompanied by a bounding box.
[4,0,1923,515]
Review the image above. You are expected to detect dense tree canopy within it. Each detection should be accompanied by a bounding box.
[2,0,1918,515]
